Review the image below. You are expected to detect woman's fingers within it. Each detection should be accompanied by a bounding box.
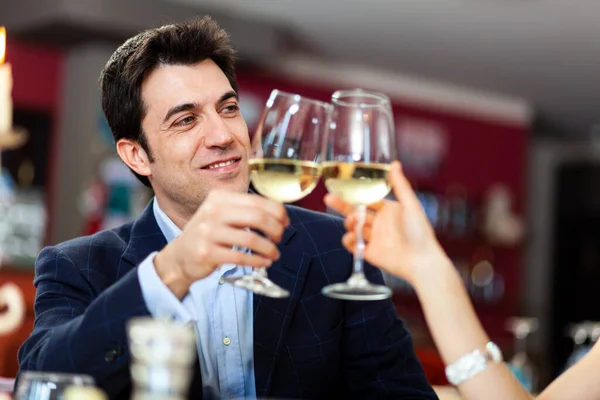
[344,217,372,242]
[344,209,375,229]
[324,194,354,217]
[390,161,421,211]
[342,233,356,252]
[367,200,385,212]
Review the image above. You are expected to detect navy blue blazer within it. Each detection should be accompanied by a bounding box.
[17,200,437,399]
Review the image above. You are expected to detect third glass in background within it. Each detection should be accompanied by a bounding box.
[506,317,539,394]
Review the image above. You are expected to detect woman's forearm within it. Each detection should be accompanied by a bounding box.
[412,258,533,400]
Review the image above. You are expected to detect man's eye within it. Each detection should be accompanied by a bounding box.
[174,116,196,126]
[222,105,239,114]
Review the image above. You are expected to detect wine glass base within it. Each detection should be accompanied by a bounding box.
[321,282,392,301]
[223,275,290,298]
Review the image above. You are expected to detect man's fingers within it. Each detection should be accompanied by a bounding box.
[209,226,280,261]
[208,207,287,243]
[205,191,290,226]
[208,245,275,268]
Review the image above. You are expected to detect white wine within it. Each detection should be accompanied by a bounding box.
[322,162,391,205]
[250,159,321,203]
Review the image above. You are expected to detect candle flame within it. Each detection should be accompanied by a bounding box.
[0,27,5,64]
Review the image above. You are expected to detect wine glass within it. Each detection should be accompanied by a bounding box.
[321,89,396,301]
[15,372,95,400]
[563,321,593,372]
[506,317,539,393]
[224,89,332,298]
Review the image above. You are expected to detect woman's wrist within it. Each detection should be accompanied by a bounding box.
[410,252,461,296]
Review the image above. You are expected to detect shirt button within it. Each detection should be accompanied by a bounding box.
[223,337,231,346]
[218,277,225,285]
[104,347,120,363]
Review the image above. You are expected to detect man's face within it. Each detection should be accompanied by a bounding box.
[128,59,251,216]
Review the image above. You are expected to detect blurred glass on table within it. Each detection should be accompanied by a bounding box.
[14,372,94,400]
[127,317,197,400]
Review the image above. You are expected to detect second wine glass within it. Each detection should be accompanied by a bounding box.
[321,89,396,301]
[224,89,331,298]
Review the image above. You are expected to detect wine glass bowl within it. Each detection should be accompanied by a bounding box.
[249,90,330,204]
[321,89,396,301]
[225,90,332,298]
[321,162,391,206]
[321,90,395,207]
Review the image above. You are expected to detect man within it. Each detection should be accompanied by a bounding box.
[17,16,437,400]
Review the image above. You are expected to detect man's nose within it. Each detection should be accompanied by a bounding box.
[204,113,235,149]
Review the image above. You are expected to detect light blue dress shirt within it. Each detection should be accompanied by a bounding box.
[137,198,256,399]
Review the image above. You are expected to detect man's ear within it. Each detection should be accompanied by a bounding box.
[116,138,152,179]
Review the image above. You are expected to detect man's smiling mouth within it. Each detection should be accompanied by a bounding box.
[201,157,242,171]
[206,159,236,169]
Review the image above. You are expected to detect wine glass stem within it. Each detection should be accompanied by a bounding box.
[353,204,367,275]
[515,334,527,356]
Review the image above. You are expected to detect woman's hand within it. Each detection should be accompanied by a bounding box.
[325,161,451,285]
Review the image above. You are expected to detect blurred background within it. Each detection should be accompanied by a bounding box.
[1,0,600,394]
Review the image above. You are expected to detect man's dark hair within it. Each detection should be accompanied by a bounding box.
[100,16,238,187]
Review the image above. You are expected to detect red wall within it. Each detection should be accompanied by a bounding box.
[8,40,64,111]
[6,39,65,244]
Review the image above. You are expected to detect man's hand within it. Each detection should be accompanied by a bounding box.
[154,190,289,298]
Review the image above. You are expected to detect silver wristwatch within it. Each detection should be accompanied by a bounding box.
[445,342,503,386]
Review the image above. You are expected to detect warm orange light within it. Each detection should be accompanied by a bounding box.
[0,27,5,64]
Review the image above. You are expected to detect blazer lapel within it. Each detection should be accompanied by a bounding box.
[121,199,167,268]
[253,224,312,397]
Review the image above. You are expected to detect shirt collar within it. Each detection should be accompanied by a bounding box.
[152,197,182,243]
